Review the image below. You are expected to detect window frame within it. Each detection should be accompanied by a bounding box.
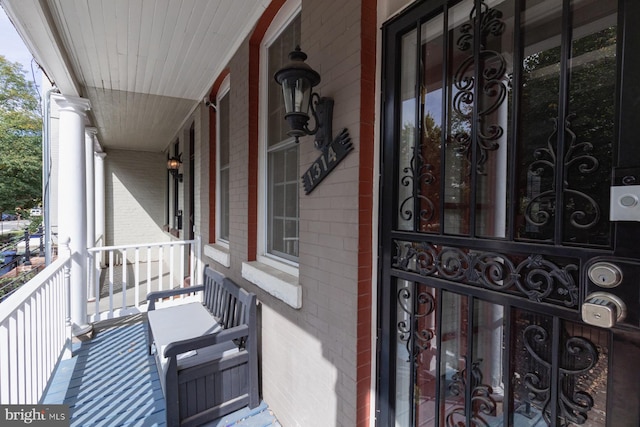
[216,75,231,247]
[257,0,302,276]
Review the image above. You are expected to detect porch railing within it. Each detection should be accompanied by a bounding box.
[87,237,202,322]
[0,244,71,404]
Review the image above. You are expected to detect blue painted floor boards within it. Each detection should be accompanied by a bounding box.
[42,314,281,427]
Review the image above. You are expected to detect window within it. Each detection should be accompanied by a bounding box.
[263,11,301,264]
[172,141,182,232]
[217,78,230,243]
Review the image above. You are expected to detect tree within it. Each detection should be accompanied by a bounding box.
[0,55,41,215]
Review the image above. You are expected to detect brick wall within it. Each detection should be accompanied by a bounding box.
[104,149,168,246]
[198,0,368,425]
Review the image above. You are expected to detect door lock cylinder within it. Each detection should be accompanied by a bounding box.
[582,292,627,328]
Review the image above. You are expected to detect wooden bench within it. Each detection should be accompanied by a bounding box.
[146,267,259,427]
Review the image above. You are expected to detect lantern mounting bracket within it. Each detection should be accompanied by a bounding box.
[307,93,333,150]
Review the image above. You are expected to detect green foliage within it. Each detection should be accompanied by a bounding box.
[0,55,41,214]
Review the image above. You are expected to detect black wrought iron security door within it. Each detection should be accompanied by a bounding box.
[378,1,640,426]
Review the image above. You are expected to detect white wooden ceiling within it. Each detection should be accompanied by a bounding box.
[2,0,271,152]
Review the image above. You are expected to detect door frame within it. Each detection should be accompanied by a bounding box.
[376,0,640,425]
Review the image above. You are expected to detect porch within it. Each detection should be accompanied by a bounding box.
[42,315,279,427]
[0,239,279,426]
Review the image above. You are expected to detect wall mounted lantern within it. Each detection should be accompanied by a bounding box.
[274,46,333,149]
[167,155,183,182]
[274,46,353,195]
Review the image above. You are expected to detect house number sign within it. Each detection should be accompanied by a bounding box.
[302,128,352,194]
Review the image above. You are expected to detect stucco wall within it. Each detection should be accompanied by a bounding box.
[104,149,168,247]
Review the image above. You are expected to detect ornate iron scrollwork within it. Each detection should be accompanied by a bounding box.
[452,1,509,173]
[393,241,579,307]
[398,148,437,226]
[522,324,598,425]
[525,115,601,231]
[397,284,436,361]
[446,358,497,427]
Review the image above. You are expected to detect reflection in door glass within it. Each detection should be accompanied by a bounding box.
[441,297,507,426]
[563,0,616,246]
[395,280,438,426]
[444,0,473,236]
[516,0,617,247]
[510,309,608,426]
[471,300,505,423]
[439,291,467,425]
[472,0,512,239]
[397,30,419,232]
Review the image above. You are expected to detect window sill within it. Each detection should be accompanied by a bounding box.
[204,243,230,268]
[242,261,301,309]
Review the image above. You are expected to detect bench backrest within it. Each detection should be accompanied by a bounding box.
[202,267,255,330]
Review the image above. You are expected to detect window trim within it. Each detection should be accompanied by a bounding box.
[257,0,302,277]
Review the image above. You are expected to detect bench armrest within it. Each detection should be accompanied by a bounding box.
[147,285,205,311]
[164,324,249,358]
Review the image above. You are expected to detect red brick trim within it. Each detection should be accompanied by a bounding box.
[357,0,377,426]
[247,0,286,261]
[208,68,230,243]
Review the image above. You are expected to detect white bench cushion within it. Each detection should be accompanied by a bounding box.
[147,302,222,356]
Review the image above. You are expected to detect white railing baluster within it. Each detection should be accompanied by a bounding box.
[0,321,8,403]
[158,246,164,292]
[27,296,36,403]
[121,249,127,311]
[179,244,185,291]
[169,244,175,291]
[108,250,114,318]
[42,283,50,394]
[190,236,197,289]
[84,239,197,320]
[8,313,17,403]
[135,248,140,307]
[94,256,100,321]
[87,253,95,301]
[34,288,42,402]
[146,246,152,296]
[16,308,25,403]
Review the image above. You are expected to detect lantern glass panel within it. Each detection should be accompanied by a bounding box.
[282,76,312,114]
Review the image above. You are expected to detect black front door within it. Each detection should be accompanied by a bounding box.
[378,0,640,426]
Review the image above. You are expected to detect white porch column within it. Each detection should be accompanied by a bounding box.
[85,127,97,300]
[94,152,106,262]
[53,94,91,335]
[94,152,106,246]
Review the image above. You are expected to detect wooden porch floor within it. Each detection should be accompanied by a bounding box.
[42,314,280,427]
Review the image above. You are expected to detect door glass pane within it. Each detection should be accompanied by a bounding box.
[562,0,616,246]
[510,309,607,426]
[414,284,438,426]
[395,279,412,427]
[516,0,563,242]
[417,16,445,234]
[474,0,512,239]
[441,297,506,426]
[471,300,505,424]
[444,0,473,235]
[395,280,438,427]
[397,29,418,231]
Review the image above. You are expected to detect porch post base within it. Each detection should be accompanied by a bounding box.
[72,323,94,340]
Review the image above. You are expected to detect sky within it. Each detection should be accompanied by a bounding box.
[0,6,42,88]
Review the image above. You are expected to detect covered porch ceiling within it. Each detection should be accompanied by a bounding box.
[1,0,271,152]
